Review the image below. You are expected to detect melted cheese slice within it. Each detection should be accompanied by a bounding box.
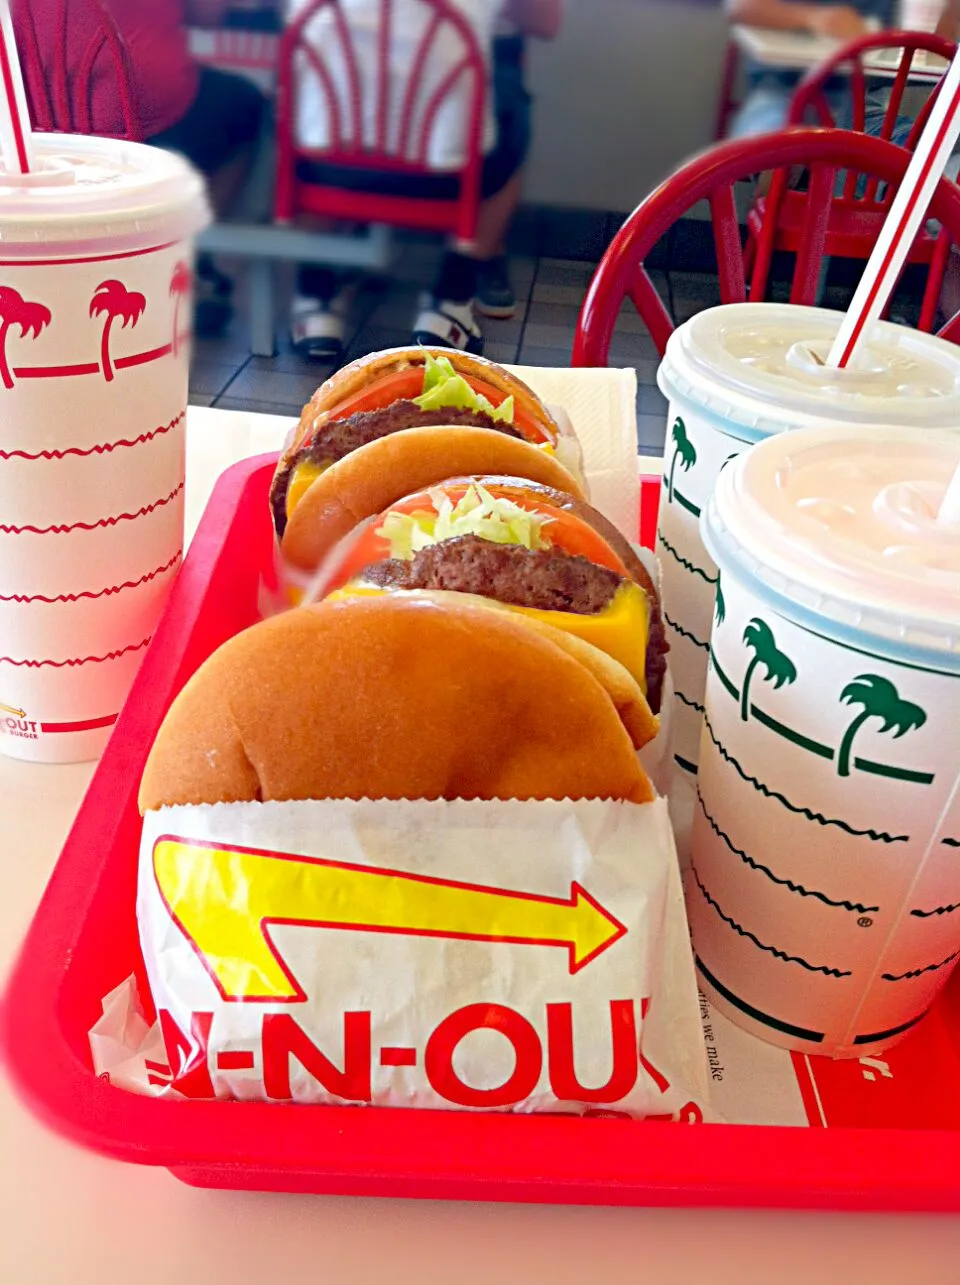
[329,580,651,694]
[286,458,333,519]
[286,438,561,522]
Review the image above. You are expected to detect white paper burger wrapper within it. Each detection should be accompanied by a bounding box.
[125,797,710,1119]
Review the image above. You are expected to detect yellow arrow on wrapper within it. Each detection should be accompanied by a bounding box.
[153,838,628,1002]
[0,703,26,719]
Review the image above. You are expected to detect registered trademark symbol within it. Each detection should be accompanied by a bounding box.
[858,916,874,928]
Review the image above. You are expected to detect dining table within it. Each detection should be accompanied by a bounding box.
[3,389,960,1284]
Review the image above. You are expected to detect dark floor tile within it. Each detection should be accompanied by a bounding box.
[525,300,583,329]
[637,413,668,454]
[221,364,322,408]
[607,329,662,364]
[531,281,589,308]
[506,205,544,257]
[482,339,522,364]
[671,271,722,307]
[637,383,669,417]
[520,321,575,353]
[248,350,336,378]
[515,345,574,368]
[539,207,612,262]
[341,324,414,364]
[536,257,598,289]
[212,395,305,419]
[188,392,216,408]
[189,359,245,398]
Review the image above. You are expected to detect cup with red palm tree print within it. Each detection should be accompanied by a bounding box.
[0,134,209,763]
[690,426,960,1058]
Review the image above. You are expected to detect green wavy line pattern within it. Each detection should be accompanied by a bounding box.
[702,713,909,844]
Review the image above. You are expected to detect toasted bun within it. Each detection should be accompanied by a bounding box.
[139,595,654,811]
[280,426,587,573]
[289,347,561,454]
[404,589,659,750]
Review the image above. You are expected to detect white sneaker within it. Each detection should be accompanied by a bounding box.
[411,299,484,354]
[290,287,353,360]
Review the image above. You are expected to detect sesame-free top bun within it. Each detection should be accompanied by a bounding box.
[280,425,587,573]
[289,346,561,454]
[138,595,654,812]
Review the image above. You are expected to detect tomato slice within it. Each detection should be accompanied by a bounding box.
[322,484,625,594]
[319,364,556,447]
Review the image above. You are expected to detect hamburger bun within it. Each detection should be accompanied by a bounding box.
[280,426,587,574]
[291,347,561,453]
[139,595,654,811]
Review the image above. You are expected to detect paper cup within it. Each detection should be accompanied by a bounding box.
[0,136,209,763]
[691,427,960,1058]
[656,303,960,782]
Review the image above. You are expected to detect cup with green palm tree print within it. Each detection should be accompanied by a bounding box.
[656,303,960,789]
[0,136,208,765]
[691,426,960,1058]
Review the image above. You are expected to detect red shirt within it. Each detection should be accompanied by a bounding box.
[18,0,199,138]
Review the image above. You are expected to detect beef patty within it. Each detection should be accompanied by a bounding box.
[363,535,623,617]
[270,403,521,535]
[363,536,668,711]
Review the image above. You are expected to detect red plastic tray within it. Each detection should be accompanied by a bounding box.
[4,454,960,1210]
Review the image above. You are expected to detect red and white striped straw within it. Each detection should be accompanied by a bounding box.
[827,49,960,369]
[0,2,32,174]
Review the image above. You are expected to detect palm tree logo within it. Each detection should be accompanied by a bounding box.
[169,261,192,357]
[837,675,926,778]
[667,417,697,503]
[0,287,51,390]
[715,576,726,626]
[740,618,797,722]
[90,280,146,382]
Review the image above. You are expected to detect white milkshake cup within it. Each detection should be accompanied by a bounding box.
[691,426,960,1058]
[656,302,960,784]
[0,135,209,764]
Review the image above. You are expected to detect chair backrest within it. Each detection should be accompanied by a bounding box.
[275,0,487,241]
[787,29,957,148]
[572,127,960,366]
[13,0,141,141]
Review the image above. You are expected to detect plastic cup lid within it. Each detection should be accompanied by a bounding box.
[0,134,210,254]
[659,303,960,438]
[703,425,960,662]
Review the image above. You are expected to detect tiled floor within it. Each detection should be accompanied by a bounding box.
[188,219,701,455]
[188,215,876,456]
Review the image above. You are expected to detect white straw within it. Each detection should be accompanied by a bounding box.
[938,457,960,527]
[827,49,960,369]
[0,2,32,174]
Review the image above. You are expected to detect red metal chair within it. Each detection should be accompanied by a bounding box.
[746,31,957,321]
[13,0,141,140]
[275,0,487,244]
[572,128,960,368]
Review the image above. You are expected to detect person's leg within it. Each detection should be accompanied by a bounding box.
[291,261,360,359]
[149,68,265,334]
[473,35,532,319]
[411,249,484,353]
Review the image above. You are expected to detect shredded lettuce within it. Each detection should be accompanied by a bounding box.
[376,484,553,560]
[413,351,514,423]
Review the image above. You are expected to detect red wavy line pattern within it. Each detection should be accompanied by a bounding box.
[0,483,184,534]
[0,412,184,461]
[0,637,152,668]
[0,550,182,603]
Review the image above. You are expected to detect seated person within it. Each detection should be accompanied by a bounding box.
[21,0,267,332]
[287,0,561,358]
[725,0,959,139]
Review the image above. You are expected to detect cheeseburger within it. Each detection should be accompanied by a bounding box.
[139,595,654,812]
[270,347,583,537]
[322,477,669,716]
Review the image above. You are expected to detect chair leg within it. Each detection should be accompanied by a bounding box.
[248,259,276,358]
